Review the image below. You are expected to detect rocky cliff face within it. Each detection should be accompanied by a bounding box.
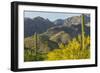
[64,14,90,27]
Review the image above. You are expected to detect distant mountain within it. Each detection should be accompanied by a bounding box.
[24,18,35,37]
[24,14,90,38]
[64,16,81,27]
[45,15,90,38]
[53,19,64,25]
[64,15,90,27]
[24,16,55,37]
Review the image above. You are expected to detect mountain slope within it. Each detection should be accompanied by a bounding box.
[24,17,55,37]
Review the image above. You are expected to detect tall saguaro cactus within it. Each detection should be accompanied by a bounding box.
[34,32,38,60]
[81,14,85,50]
[34,32,37,54]
[34,32,42,61]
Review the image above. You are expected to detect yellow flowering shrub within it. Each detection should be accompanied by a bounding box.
[47,35,90,60]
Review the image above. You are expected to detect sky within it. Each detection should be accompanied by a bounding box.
[24,11,81,21]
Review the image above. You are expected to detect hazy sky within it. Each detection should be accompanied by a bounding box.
[24,11,81,21]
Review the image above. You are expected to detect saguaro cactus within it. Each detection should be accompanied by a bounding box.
[81,14,85,50]
[34,32,38,60]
